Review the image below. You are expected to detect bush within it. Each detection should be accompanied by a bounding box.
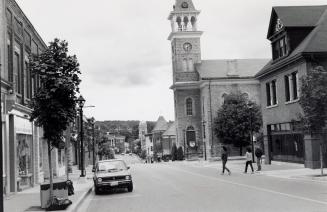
[177,147,184,161]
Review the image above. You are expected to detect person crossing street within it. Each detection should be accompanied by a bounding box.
[244,147,254,174]
[221,146,231,175]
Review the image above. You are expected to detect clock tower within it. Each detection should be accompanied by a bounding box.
[168,0,203,83]
[168,0,203,157]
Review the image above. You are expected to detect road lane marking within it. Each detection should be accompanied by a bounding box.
[165,165,327,206]
[92,194,141,201]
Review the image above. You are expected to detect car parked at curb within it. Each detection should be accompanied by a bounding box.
[93,159,133,194]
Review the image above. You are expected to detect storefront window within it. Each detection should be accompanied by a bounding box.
[17,134,32,175]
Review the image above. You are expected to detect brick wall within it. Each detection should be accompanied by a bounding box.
[259,61,307,136]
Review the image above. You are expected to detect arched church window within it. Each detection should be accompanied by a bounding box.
[186,126,196,148]
[187,58,194,72]
[183,16,189,31]
[182,58,187,72]
[186,98,193,116]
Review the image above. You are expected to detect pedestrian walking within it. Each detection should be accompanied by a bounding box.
[244,147,254,174]
[255,147,263,171]
[221,146,231,175]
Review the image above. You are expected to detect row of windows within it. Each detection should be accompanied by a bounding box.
[7,40,40,101]
[266,71,299,107]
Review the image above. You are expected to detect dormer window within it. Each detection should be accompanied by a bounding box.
[273,36,288,60]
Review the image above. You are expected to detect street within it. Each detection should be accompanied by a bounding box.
[78,156,327,212]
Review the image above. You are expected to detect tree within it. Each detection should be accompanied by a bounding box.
[98,143,114,160]
[177,147,184,161]
[29,39,81,208]
[171,143,178,161]
[299,66,327,175]
[214,92,262,155]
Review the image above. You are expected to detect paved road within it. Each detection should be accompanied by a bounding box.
[79,158,327,212]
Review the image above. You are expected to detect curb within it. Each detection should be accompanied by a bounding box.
[67,184,93,212]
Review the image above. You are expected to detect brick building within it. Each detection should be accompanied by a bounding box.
[168,0,269,159]
[256,5,327,168]
[0,0,67,194]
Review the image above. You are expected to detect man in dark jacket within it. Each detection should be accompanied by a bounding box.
[221,146,231,175]
[255,147,263,171]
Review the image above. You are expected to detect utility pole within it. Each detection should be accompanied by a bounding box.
[0,62,4,212]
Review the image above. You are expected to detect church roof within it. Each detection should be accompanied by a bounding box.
[162,122,176,137]
[196,59,270,79]
[274,6,327,27]
[152,116,168,132]
[257,5,327,78]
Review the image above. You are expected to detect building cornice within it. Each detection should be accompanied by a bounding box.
[168,31,203,41]
[170,81,200,91]
[168,10,201,20]
[256,53,304,79]
[6,0,47,49]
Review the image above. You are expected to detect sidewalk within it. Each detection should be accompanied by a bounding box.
[4,166,94,212]
[181,157,327,182]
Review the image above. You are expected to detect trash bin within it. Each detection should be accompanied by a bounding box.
[40,181,68,209]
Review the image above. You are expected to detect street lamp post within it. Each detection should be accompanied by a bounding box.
[77,95,86,177]
[89,117,96,168]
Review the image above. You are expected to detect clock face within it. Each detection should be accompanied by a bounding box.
[183,42,192,52]
[181,2,189,8]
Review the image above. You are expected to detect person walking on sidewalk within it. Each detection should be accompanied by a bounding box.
[244,147,254,174]
[221,146,231,175]
[255,147,263,171]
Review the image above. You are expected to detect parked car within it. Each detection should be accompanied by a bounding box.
[93,159,133,194]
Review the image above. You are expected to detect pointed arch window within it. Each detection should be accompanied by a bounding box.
[186,98,193,116]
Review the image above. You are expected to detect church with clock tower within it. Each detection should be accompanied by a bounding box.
[168,0,269,158]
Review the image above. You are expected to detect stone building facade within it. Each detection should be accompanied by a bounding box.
[168,0,269,159]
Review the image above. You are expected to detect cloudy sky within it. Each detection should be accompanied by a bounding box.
[16,0,327,121]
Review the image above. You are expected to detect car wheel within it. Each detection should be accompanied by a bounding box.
[127,183,133,192]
